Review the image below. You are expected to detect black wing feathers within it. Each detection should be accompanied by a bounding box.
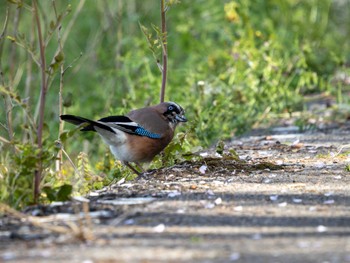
[60,114,161,139]
[60,114,115,133]
[98,116,132,123]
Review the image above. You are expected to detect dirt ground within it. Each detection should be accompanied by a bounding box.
[1,123,350,263]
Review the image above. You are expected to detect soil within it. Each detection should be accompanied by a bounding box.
[1,123,350,263]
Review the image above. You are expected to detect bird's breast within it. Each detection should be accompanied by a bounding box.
[109,144,134,162]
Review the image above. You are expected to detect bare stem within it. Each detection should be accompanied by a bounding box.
[33,0,48,204]
[160,0,167,103]
[9,7,21,80]
[23,13,35,143]
[53,0,64,177]
[0,6,14,142]
[0,7,10,73]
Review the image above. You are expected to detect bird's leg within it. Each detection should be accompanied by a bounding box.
[123,161,141,176]
[134,162,145,173]
[134,162,156,180]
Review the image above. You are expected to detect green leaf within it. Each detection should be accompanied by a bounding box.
[42,186,56,202]
[6,36,16,42]
[50,20,55,30]
[56,184,72,201]
[63,92,73,107]
[54,51,65,63]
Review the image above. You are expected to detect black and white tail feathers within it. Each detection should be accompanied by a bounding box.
[60,114,116,133]
[60,114,161,139]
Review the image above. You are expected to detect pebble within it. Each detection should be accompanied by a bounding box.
[214,197,222,205]
[199,165,207,174]
[153,224,165,233]
[278,202,287,207]
[317,225,328,232]
[292,198,303,203]
[269,195,279,201]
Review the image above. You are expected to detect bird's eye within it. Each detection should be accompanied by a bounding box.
[168,105,174,111]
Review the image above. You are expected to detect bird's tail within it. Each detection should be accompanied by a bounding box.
[60,114,114,133]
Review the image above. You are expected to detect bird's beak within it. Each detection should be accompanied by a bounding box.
[175,114,187,122]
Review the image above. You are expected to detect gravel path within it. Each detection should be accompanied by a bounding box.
[1,124,350,262]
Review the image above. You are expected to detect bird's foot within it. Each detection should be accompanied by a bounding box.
[134,169,157,181]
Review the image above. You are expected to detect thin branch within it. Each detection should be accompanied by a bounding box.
[160,0,167,103]
[9,7,21,80]
[0,6,9,43]
[63,52,82,75]
[0,135,10,144]
[7,40,41,67]
[0,7,9,135]
[0,7,14,142]
[23,12,35,143]
[53,0,64,177]
[33,0,48,204]
[0,135,20,152]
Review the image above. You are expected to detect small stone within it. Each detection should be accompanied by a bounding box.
[124,219,135,225]
[315,162,326,168]
[117,177,125,185]
[263,179,271,184]
[323,200,335,205]
[205,203,215,209]
[214,197,222,205]
[153,224,165,233]
[206,190,215,196]
[189,185,197,190]
[292,198,302,203]
[233,206,243,211]
[168,191,181,198]
[317,225,327,232]
[269,195,278,201]
[199,165,207,174]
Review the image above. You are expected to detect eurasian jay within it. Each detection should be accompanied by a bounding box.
[60,101,187,174]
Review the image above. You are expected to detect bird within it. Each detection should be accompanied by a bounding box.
[60,101,187,175]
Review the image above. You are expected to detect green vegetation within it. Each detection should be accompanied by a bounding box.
[0,1,349,208]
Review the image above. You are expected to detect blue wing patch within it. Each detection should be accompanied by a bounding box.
[96,115,161,139]
[135,127,161,139]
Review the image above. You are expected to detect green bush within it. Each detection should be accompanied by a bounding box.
[0,0,349,208]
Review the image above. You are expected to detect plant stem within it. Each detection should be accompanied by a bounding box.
[0,6,14,142]
[33,0,47,204]
[23,13,35,143]
[160,0,167,103]
[53,0,64,177]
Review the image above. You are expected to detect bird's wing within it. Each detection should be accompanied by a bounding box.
[61,114,162,139]
[97,116,162,139]
[61,114,115,133]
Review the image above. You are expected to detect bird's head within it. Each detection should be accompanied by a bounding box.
[159,101,187,127]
